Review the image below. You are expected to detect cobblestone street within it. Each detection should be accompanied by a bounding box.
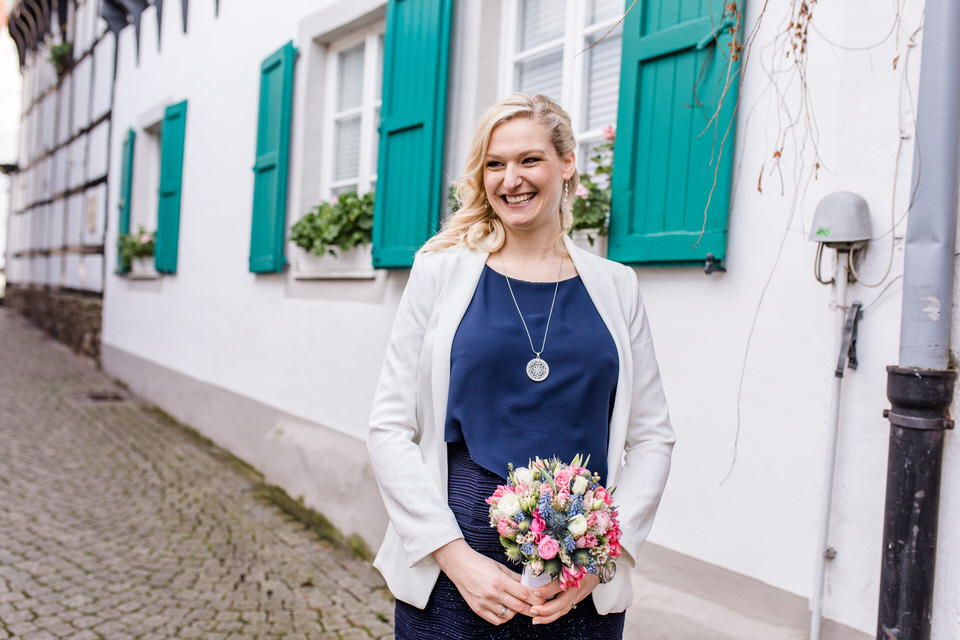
[0,309,394,640]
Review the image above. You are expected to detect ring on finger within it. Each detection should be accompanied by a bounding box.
[569,601,577,610]
[498,605,507,618]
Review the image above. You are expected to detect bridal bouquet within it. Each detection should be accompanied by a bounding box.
[486,455,621,591]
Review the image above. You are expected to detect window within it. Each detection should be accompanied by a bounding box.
[129,121,161,238]
[122,100,187,275]
[501,0,740,266]
[322,25,383,199]
[500,0,624,168]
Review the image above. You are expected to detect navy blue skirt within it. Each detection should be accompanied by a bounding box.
[394,442,625,640]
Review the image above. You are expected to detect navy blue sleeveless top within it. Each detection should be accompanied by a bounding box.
[444,264,619,482]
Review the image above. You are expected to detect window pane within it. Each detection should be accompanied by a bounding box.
[589,0,623,24]
[334,116,361,181]
[580,138,610,186]
[337,43,365,112]
[371,106,381,177]
[519,0,566,50]
[376,35,384,101]
[332,183,358,196]
[585,29,622,131]
[516,49,563,101]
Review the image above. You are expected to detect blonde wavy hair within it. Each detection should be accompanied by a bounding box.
[419,93,579,254]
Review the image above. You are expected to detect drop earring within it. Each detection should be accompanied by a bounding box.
[563,180,569,204]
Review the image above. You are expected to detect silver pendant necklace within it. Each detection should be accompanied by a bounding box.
[499,255,564,382]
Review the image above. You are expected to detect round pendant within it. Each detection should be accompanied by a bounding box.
[526,357,549,382]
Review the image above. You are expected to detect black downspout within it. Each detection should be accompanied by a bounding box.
[876,1,960,638]
[878,369,954,639]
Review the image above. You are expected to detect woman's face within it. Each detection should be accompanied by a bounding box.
[483,117,575,237]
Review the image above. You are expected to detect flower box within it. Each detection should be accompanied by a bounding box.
[126,257,158,279]
[570,229,607,257]
[294,245,375,280]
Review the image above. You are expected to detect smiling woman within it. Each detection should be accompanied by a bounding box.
[367,94,675,640]
[482,117,576,245]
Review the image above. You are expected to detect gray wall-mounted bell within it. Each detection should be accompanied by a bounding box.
[809,191,873,249]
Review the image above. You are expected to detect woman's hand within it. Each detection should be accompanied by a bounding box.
[434,539,544,625]
[526,573,600,625]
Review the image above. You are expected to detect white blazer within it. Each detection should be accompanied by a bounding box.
[367,236,675,614]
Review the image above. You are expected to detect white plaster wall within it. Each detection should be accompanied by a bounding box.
[66,136,85,190]
[56,75,71,144]
[49,200,64,248]
[87,119,108,182]
[90,37,114,122]
[72,57,92,133]
[64,193,83,247]
[81,183,107,246]
[639,1,923,634]
[98,0,944,635]
[103,0,396,450]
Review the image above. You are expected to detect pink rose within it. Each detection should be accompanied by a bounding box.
[497,518,518,538]
[486,486,506,506]
[537,536,560,560]
[554,470,571,490]
[575,533,598,548]
[603,125,616,141]
[530,512,546,535]
[593,511,612,534]
[595,487,613,506]
[574,184,589,199]
[560,565,585,591]
[609,538,622,558]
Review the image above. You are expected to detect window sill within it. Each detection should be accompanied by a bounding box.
[125,271,160,281]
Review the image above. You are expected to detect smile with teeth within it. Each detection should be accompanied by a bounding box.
[503,193,535,205]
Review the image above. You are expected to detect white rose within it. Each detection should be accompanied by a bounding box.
[497,492,521,518]
[513,467,534,486]
[568,514,588,537]
[572,476,589,495]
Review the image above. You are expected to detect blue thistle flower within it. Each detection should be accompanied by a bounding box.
[548,511,566,530]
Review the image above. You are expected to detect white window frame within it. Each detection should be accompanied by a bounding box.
[499,0,623,168]
[129,101,170,236]
[321,22,385,200]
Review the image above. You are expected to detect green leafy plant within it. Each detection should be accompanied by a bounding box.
[570,126,615,244]
[117,227,156,271]
[290,191,375,257]
[48,41,73,77]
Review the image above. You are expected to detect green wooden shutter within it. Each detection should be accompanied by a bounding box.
[155,100,188,273]
[609,0,742,266]
[117,128,136,273]
[372,0,453,268]
[249,41,297,273]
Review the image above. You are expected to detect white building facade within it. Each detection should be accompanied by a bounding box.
[7,1,960,637]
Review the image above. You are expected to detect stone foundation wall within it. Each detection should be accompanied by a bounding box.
[5,286,102,362]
